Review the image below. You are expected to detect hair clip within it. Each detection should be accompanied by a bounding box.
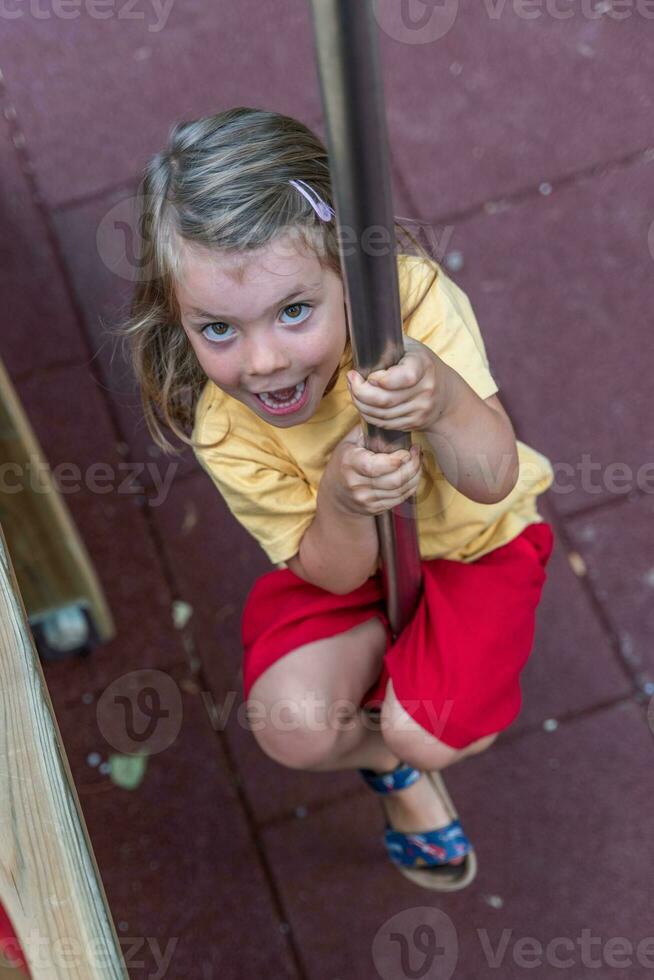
[288,178,335,222]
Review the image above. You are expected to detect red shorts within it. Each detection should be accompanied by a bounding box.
[241,522,554,749]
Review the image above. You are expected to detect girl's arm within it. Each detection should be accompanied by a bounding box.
[348,344,518,508]
[425,366,519,505]
[288,423,422,595]
[289,462,380,595]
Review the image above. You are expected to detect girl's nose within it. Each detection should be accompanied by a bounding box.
[244,339,291,379]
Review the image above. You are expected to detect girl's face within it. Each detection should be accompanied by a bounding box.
[176,233,348,427]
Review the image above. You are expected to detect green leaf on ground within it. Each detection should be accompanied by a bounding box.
[109,752,148,790]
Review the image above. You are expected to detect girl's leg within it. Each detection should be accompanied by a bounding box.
[247,620,495,856]
[248,618,496,773]
[248,616,401,772]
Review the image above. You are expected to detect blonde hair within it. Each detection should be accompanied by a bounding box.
[118,106,439,454]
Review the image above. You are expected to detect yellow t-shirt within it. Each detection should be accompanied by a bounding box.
[192,253,553,569]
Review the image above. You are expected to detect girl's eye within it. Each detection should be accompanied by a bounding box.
[280,302,311,324]
[202,322,233,343]
[201,304,312,343]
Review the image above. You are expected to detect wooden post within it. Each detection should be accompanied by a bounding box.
[0,525,127,978]
[0,358,114,651]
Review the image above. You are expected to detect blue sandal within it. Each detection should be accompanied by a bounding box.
[359,762,478,891]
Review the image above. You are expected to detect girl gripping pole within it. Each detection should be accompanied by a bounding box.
[122,107,555,892]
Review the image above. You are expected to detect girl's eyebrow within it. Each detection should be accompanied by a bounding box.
[187,281,322,320]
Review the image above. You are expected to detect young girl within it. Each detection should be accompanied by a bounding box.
[123,107,554,892]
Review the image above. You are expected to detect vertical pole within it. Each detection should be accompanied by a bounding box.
[307,0,423,636]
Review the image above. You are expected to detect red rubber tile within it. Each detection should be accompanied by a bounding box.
[11,363,186,703]
[382,0,654,216]
[431,158,654,516]
[0,0,322,208]
[512,499,631,734]
[566,494,654,687]
[50,665,298,980]
[261,701,653,979]
[149,472,265,695]
[0,125,88,377]
[52,191,200,484]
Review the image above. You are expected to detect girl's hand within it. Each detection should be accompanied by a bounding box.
[326,423,423,517]
[346,338,451,432]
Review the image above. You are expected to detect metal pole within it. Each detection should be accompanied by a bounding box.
[307,0,423,637]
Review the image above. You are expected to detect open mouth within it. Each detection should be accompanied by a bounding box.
[253,376,310,415]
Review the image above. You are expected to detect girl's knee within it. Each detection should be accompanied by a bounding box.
[245,684,356,770]
[254,730,334,769]
[252,722,339,770]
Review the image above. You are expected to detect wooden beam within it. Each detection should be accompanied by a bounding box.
[0,524,127,978]
[0,358,114,646]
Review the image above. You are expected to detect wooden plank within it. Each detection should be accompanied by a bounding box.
[0,358,114,642]
[0,524,127,978]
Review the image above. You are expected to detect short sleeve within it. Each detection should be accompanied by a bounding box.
[194,433,317,566]
[403,258,499,401]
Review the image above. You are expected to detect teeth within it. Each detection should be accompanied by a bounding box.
[258,379,306,409]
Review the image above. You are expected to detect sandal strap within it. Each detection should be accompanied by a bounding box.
[358,762,421,794]
[384,819,472,867]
